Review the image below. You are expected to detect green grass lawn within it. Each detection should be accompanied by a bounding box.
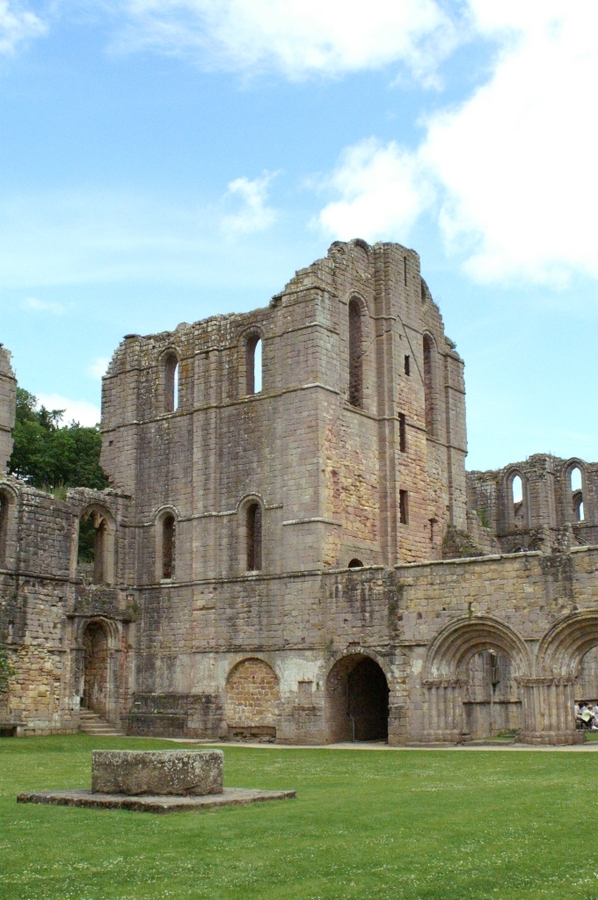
[2,736,598,900]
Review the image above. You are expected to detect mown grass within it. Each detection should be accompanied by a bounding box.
[1,735,598,900]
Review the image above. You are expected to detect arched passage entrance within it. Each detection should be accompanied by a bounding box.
[422,617,531,743]
[82,621,109,717]
[326,654,389,743]
[462,649,520,739]
[534,610,598,743]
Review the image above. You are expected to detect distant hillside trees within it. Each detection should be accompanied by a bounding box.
[8,388,108,492]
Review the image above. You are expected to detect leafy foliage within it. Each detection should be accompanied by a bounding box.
[0,643,15,693]
[8,388,108,491]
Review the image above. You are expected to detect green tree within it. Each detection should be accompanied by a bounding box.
[8,388,108,491]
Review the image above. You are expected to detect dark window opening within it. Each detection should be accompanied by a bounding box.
[0,492,7,566]
[246,503,262,571]
[403,256,408,286]
[429,517,437,543]
[348,299,363,408]
[164,353,179,413]
[399,490,409,525]
[404,354,410,376]
[348,558,364,568]
[423,334,434,435]
[77,512,110,585]
[162,514,176,579]
[246,336,262,395]
[399,413,407,452]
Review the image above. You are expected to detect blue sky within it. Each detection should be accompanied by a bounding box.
[0,0,596,471]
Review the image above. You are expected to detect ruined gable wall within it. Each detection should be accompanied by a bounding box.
[467,454,598,552]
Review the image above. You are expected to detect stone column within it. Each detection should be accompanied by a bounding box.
[421,678,467,743]
[517,677,582,744]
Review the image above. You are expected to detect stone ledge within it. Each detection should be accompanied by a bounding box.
[17,788,296,814]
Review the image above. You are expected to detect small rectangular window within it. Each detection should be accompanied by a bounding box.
[403,256,408,286]
[404,355,410,376]
[399,490,409,525]
[399,414,407,453]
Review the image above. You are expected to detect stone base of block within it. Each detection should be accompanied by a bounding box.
[17,787,296,814]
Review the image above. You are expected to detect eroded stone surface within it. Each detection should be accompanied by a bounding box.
[91,750,224,796]
[17,787,296,814]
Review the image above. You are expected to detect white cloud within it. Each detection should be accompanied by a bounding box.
[87,357,109,380]
[0,0,46,55]
[317,138,432,242]
[115,0,457,81]
[22,297,67,315]
[36,393,101,427]
[317,1,598,286]
[221,173,277,234]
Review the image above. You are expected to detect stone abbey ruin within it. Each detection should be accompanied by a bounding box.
[1,239,597,745]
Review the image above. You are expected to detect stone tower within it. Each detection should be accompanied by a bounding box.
[101,239,467,578]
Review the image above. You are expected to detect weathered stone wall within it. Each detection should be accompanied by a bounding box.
[123,546,598,745]
[0,479,133,734]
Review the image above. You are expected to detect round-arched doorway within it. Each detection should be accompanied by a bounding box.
[326,654,389,742]
[82,621,109,717]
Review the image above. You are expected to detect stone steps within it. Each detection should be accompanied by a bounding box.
[79,710,124,737]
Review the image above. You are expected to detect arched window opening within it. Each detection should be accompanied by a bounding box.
[510,475,524,522]
[348,558,364,568]
[512,474,523,506]
[246,502,262,571]
[246,335,262,395]
[570,467,584,522]
[348,298,363,408]
[423,334,435,435]
[164,352,179,413]
[77,509,113,585]
[0,491,7,566]
[162,514,176,579]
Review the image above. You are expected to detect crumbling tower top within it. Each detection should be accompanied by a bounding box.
[0,345,16,475]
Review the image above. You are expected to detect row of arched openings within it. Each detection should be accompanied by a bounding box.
[75,499,262,585]
[159,335,263,415]
[508,464,585,524]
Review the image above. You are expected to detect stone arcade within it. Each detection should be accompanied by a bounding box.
[1,240,597,745]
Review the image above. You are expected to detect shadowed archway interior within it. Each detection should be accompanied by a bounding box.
[327,655,389,742]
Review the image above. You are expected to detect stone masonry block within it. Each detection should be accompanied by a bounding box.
[91,750,224,796]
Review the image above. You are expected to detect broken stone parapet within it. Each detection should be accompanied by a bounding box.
[91,749,224,796]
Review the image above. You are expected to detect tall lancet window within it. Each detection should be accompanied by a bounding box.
[348,299,363,408]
